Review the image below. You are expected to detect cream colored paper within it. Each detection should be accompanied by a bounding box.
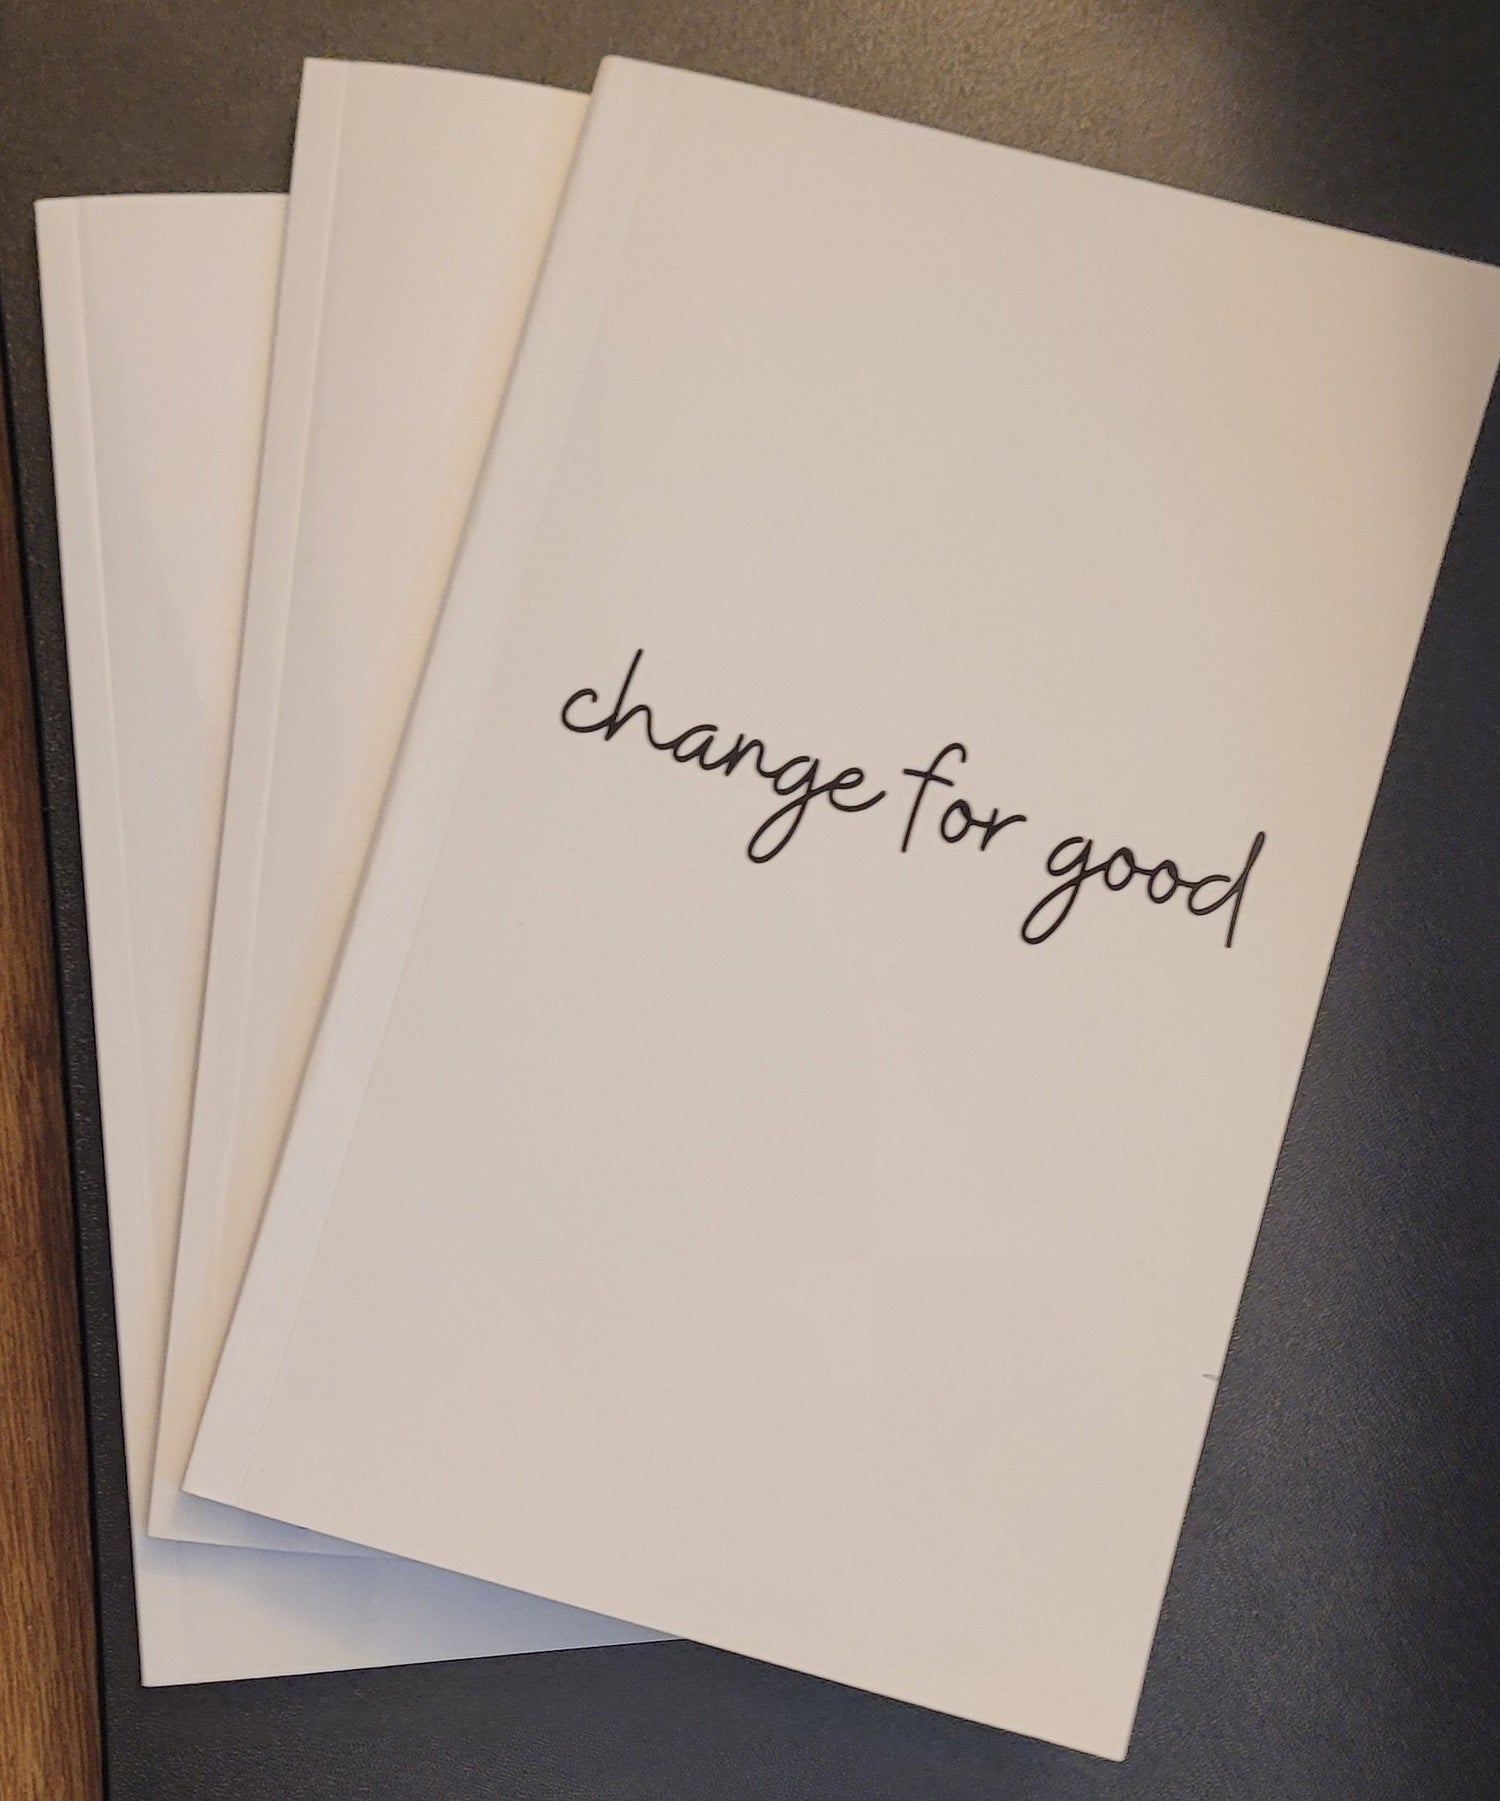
[39,192,653,1680]
[149,59,587,1549]
[188,60,1500,1754]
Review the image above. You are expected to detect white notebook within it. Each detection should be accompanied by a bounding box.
[186,58,1500,1755]
[148,59,587,1549]
[38,192,652,1682]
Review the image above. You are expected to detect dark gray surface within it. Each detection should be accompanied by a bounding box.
[4,2,1500,1795]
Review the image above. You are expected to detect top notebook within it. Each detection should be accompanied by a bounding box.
[186,58,1500,1760]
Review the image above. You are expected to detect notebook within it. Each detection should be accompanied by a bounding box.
[37,191,652,1680]
[185,58,1500,1754]
[148,59,587,1550]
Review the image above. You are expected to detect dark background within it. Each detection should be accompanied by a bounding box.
[4,2,1500,1795]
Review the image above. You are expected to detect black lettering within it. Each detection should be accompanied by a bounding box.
[1184,831,1266,948]
[669,724,720,766]
[1021,837,1094,945]
[899,743,967,852]
[562,648,888,864]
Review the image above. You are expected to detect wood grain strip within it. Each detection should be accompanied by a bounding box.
[0,321,103,1797]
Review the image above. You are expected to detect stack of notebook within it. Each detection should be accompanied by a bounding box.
[37,55,1500,1762]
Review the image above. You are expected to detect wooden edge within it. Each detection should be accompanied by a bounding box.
[0,306,104,1796]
